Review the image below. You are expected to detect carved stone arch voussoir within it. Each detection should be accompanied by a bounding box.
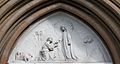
[0,1,120,64]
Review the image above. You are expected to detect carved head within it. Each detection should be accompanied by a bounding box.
[16,51,22,55]
[47,37,53,43]
[60,26,67,32]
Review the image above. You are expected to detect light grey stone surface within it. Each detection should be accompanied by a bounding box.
[8,12,112,63]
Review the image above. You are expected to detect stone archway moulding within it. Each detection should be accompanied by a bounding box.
[0,0,120,64]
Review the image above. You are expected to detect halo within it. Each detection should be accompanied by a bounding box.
[53,20,74,33]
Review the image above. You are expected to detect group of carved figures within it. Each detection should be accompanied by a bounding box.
[38,26,78,61]
[14,26,78,62]
[14,26,94,62]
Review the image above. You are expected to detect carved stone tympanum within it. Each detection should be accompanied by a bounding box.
[8,12,112,64]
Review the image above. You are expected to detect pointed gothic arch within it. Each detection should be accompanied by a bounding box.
[0,0,120,64]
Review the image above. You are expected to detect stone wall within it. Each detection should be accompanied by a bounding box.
[0,0,120,64]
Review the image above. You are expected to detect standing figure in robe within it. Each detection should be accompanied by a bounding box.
[60,26,78,61]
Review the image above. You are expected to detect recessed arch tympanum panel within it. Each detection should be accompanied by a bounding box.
[0,0,120,64]
[8,12,112,64]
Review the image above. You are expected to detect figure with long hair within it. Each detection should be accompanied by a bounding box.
[60,26,78,61]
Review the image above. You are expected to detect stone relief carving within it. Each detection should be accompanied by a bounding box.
[39,37,56,61]
[15,51,34,62]
[14,25,79,62]
[8,12,112,63]
[60,26,78,61]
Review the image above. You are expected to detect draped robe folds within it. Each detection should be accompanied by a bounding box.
[40,41,55,61]
[61,30,78,61]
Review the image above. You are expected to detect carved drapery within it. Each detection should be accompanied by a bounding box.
[0,0,120,64]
